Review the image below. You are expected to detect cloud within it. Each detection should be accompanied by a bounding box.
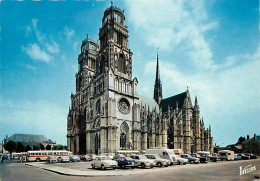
[22,19,62,63]
[32,19,45,43]
[46,40,60,54]
[24,64,37,70]
[0,100,67,145]
[125,0,218,70]
[22,43,53,63]
[63,25,75,40]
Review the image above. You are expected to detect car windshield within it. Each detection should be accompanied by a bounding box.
[125,157,133,160]
[146,155,156,159]
[186,154,192,157]
[138,155,147,159]
[168,151,175,156]
[101,156,111,160]
[175,155,181,158]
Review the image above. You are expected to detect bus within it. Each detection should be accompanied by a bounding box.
[12,152,27,159]
[27,150,72,162]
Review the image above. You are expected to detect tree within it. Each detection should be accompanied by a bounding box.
[237,136,246,145]
[4,141,17,160]
[39,143,45,150]
[52,145,58,150]
[32,145,40,150]
[57,144,64,150]
[46,145,51,150]
[25,145,32,152]
[16,142,25,152]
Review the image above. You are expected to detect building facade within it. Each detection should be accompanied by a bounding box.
[67,4,213,155]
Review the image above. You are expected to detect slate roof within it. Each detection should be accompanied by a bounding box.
[8,134,49,146]
[139,95,159,112]
[242,135,260,144]
[160,92,187,113]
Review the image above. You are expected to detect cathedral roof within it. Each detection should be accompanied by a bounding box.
[139,95,159,112]
[160,92,187,112]
[7,133,49,146]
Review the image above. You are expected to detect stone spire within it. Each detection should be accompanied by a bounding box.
[153,51,162,104]
[195,96,198,106]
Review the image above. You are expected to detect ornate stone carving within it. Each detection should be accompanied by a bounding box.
[118,98,130,114]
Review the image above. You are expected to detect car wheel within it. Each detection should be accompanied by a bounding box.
[92,164,95,169]
[141,163,145,168]
[101,164,105,170]
[131,167,135,169]
[157,162,162,167]
[113,167,116,170]
[119,165,122,169]
[36,158,40,162]
[183,162,186,165]
[122,165,126,169]
[191,160,194,164]
[177,161,181,165]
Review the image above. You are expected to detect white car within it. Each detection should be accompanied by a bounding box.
[172,154,188,165]
[91,156,117,170]
[130,155,154,168]
[145,154,170,167]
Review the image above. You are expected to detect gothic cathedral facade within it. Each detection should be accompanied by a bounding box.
[67,4,213,155]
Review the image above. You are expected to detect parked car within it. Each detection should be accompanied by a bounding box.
[146,148,178,165]
[249,154,257,159]
[69,155,80,162]
[238,154,250,160]
[116,156,137,169]
[181,154,199,164]
[79,155,86,161]
[234,154,241,161]
[197,152,218,162]
[46,156,58,164]
[145,154,170,167]
[57,156,70,163]
[218,150,235,161]
[172,154,188,165]
[130,155,154,168]
[91,156,117,170]
[191,153,207,163]
[89,154,97,160]
[85,154,93,161]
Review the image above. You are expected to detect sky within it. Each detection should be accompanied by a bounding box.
[0,0,259,147]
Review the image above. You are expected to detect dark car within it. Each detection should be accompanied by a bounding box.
[238,154,250,160]
[117,156,137,169]
[249,154,257,159]
[198,153,217,162]
[181,154,199,164]
[191,153,207,163]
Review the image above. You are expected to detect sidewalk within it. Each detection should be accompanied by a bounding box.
[25,159,255,177]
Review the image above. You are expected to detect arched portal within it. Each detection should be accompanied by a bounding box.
[147,136,150,149]
[120,121,129,150]
[95,133,100,155]
[120,132,126,149]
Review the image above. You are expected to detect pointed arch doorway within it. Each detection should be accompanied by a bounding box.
[120,121,129,150]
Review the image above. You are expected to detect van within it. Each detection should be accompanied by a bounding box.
[218,150,234,161]
[146,148,177,164]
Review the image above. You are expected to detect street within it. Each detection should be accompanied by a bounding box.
[0,159,259,181]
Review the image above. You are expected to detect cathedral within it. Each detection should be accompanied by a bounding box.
[67,4,214,155]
